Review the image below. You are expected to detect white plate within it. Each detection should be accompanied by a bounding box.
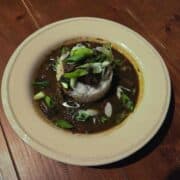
[1,17,170,166]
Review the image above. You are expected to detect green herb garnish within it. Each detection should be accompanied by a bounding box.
[114,59,123,66]
[32,80,49,89]
[67,46,93,62]
[96,43,113,61]
[61,81,69,89]
[33,91,45,100]
[77,62,105,74]
[100,116,108,123]
[61,46,69,55]
[75,110,91,122]
[70,78,77,88]
[55,120,73,129]
[121,92,134,112]
[93,53,107,62]
[63,69,88,78]
[91,63,103,74]
[44,96,54,108]
[117,86,135,112]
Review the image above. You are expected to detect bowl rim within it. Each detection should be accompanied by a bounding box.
[1,17,171,166]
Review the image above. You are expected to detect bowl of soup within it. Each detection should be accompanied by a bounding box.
[1,17,170,166]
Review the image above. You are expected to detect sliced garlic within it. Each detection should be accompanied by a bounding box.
[56,52,69,81]
[119,85,131,92]
[104,102,112,117]
[116,86,122,99]
[62,101,80,108]
[86,109,98,116]
[93,117,96,124]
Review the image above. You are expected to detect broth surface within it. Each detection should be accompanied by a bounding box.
[32,39,139,133]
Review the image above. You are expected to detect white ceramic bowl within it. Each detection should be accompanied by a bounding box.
[1,17,170,166]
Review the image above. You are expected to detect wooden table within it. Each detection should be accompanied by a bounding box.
[0,0,180,179]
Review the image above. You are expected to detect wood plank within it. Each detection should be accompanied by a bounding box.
[20,0,180,180]
[0,1,75,180]
[0,0,37,79]
[125,0,180,89]
[20,0,132,25]
[0,123,18,180]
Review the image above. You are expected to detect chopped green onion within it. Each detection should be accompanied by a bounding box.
[85,109,98,116]
[121,92,134,111]
[44,96,54,108]
[33,91,45,100]
[117,86,134,111]
[75,109,98,122]
[61,46,69,55]
[32,80,49,89]
[52,62,58,72]
[102,61,111,67]
[66,55,82,62]
[114,59,123,66]
[67,46,93,62]
[77,62,104,74]
[61,82,69,89]
[100,116,108,123]
[55,119,73,129]
[75,110,91,122]
[55,52,69,80]
[92,63,103,74]
[71,46,93,57]
[64,69,88,78]
[93,53,106,62]
[96,43,113,61]
[76,63,92,69]
[70,78,77,89]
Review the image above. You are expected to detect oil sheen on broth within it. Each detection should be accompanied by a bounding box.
[32,39,139,133]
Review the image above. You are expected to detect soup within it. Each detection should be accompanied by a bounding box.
[32,38,139,133]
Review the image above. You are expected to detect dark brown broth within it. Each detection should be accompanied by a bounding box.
[33,41,139,133]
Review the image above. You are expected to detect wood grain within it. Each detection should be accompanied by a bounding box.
[19,1,180,180]
[0,0,179,180]
[0,124,18,180]
[123,2,180,178]
[0,0,84,180]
